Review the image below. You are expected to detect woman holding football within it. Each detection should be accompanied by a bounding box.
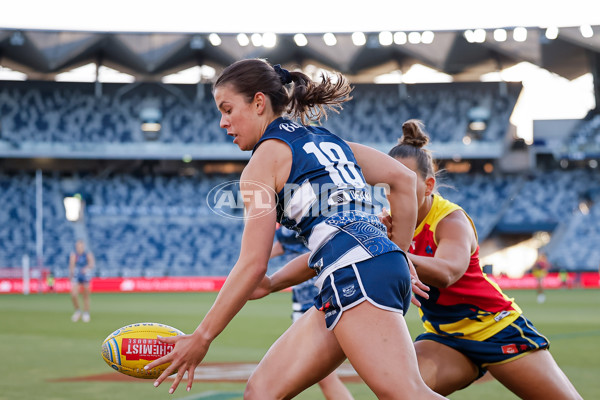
[146,59,446,399]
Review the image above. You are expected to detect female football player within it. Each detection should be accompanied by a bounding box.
[146,59,445,399]
[383,119,582,399]
[69,239,94,323]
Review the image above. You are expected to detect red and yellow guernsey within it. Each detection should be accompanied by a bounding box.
[411,194,522,341]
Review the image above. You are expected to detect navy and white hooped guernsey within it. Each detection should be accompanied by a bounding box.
[254,117,402,289]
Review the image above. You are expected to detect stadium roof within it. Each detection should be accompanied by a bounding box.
[1,25,599,83]
[1,0,599,84]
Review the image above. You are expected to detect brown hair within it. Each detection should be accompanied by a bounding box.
[388,119,436,180]
[213,59,352,124]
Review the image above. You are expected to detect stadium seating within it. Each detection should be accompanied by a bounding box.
[1,167,598,276]
[3,79,599,276]
[496,169,595,233]
[0,81,520,146]
[436,172,519,239]
[322,82,521,144]
[561,112,600,157]
[0,173,75,274]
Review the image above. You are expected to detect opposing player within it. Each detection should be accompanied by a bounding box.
[146,59,445,399]
[384,119,582,399]
[270,225,354,400]
[69,239,95,322]
[531,252,550,303]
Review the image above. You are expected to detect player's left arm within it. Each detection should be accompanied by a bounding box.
[407,210,475,288]
[86,252,95,273]
[146,139,291,394]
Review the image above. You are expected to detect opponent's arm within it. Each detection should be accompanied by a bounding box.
[407,210,475,288]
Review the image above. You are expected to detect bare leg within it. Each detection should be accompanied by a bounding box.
[333,302,446,400]
[70,283,80,310]
[414,340,480,396]
[317,371,353,400]
[488,349,582,400]
[244,307,347,400]
[82,283,91,313]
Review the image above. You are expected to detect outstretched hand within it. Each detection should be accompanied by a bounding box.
[145,333,210,394]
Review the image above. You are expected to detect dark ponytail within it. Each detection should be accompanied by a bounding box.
[214,58,352,124]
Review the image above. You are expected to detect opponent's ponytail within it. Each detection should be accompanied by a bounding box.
[388,119,436,180]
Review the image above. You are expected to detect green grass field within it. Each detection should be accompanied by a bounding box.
[1,288,598,400]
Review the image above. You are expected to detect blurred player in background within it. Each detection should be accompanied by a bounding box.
[148,59,445,399]
[531,252,550,303]
[69,239,95,322]
[270,224,354,400]
[45,270,55,293]
[383,119,582,399]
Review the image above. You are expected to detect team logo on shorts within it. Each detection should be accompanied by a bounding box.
[342,285,356,297]
[501,344,518,354]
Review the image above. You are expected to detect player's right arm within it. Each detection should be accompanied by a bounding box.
[68,253,76,279]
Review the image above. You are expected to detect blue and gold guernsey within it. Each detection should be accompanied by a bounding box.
[412,194,523,341]
[254,117,401,289]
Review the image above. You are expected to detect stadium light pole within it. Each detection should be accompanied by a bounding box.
[35,169,43,293]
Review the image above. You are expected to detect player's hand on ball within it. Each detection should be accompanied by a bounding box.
[145,332,210,394]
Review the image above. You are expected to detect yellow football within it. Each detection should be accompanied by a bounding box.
[101,322,184,379]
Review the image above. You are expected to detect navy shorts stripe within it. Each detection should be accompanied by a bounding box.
[314,251,412,329]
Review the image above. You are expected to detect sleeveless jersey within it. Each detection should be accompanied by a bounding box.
[75,252,88,272]
[411,194,522,341]
[254,117,401,289]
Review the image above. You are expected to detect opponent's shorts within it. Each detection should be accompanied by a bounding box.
[314,251,412,330]
[532,269,548,279]
[415,315,549,378]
